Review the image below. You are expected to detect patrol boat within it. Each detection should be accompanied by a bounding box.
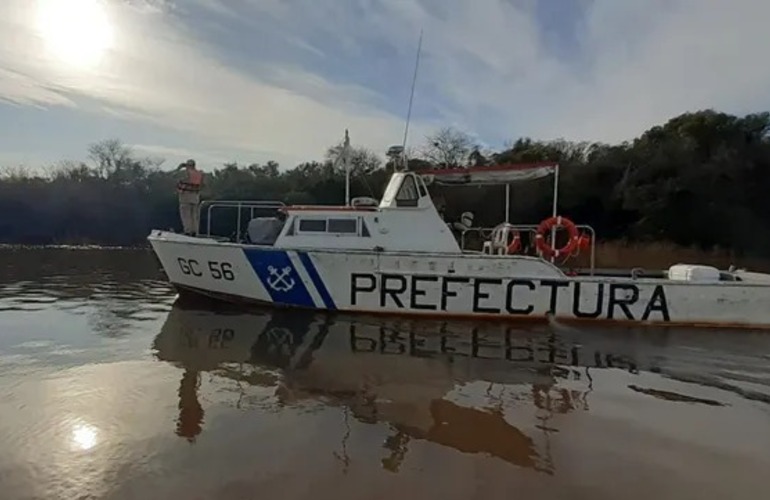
[148,132,770,329]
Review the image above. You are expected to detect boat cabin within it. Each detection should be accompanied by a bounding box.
[245,172,463,253]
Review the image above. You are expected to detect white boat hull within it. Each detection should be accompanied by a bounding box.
[148,230,770,329]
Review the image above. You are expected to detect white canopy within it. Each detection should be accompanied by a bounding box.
[419,162,558,187]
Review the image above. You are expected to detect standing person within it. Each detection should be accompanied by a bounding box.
[176,159,203,235]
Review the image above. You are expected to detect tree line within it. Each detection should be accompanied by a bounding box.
[1,109,769,257]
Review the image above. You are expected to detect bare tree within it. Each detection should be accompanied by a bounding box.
[86,139,164,186]
[0,165,32,180]
[326,143,383,175]
[421,127,475,168]
[87,139,134,178]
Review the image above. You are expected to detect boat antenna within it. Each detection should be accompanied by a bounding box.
[343,128,351,206]
[400,28,423,171]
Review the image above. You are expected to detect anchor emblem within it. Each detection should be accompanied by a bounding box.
[263,327,292,352]
[266,265,296,292]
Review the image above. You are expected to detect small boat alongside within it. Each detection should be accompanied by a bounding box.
[148,132,770,330]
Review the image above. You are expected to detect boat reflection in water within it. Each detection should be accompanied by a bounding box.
[152,296,758,475]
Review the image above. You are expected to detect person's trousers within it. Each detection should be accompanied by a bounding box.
[179,202,199,235]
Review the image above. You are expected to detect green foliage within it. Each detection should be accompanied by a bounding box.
[1,109,770,256]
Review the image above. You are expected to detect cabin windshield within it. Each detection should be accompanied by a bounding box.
[395,175,419,207]
[379,172,431,209]
[246,217,286,245]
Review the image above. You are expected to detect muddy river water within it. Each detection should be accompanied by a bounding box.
[1,247,769,499]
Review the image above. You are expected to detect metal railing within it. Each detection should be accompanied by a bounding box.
[194,201,597,272]
[198,200,286,243]
[458,223,597,275]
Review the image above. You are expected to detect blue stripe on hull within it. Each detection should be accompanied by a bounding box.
[297,251,337,310]
[242,248,315,308]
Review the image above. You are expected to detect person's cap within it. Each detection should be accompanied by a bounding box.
[184,159,196,167]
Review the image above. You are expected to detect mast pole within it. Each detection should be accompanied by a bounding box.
[550,163,560,261]
[401,28,423,171]
[344,129,351,206]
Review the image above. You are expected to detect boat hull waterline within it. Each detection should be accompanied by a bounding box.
[149,231,770,330]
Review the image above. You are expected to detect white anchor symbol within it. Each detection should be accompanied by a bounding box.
[267,265,295,292]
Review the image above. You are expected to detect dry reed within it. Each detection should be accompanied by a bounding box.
[568,240,770,272]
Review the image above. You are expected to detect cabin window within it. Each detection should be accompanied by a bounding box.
[395,175,419,207]
[298,218,327,232]
[327,218,358,234]
[416,175,428,198]
[294,216,369,236]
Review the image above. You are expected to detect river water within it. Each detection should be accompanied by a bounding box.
[1,247,769,500]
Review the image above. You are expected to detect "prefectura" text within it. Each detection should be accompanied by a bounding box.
[350,273,670,321]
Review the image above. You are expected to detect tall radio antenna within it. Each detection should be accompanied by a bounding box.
[400,28,423,169]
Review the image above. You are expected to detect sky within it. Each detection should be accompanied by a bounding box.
[1,0,769,171]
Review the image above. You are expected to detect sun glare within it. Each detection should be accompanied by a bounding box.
[71,423,99,451]
[36,0,115,69]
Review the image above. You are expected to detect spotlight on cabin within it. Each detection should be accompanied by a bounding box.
[351,196,379,208]
[386,145,406,171]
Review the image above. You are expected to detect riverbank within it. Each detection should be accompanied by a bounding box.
[584,241,770,273]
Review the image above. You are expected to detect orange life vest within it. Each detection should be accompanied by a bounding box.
[179,169,203,192]
[188,169,203,187]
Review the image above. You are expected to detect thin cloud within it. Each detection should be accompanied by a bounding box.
[0,68,76,108]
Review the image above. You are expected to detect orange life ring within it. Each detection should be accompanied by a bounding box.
[535,216,579,258]
[506,231,522,254]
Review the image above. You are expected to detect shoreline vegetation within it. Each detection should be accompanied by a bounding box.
[588,241,770,273]
[2,109,770,270]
